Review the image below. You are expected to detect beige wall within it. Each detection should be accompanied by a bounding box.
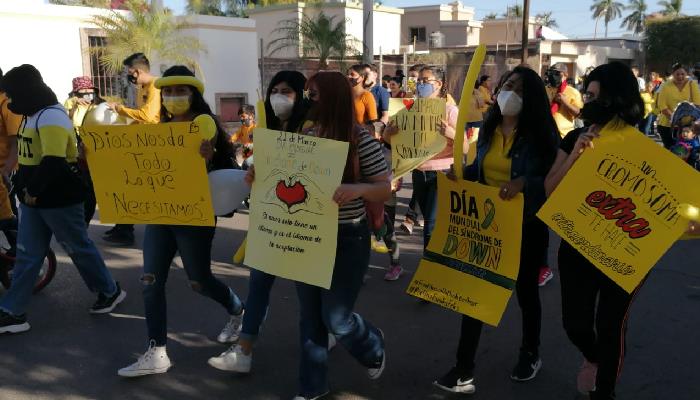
[402,9,443,51]
[480,19,537,46]
[248,6,302,58]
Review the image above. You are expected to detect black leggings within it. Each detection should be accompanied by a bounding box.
[559,242,642,400]
[657,125,674,149]
[455,219,549,372]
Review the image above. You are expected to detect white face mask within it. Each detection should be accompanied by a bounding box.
[270,93,294,120]
[496,90,523,116]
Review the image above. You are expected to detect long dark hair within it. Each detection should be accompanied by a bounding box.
[159,65,233,164]
[265,70,308,133]
[584,62,644,127]
[306,71,359,183]
[482,66,559,158]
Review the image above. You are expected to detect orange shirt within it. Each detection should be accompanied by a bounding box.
[353,90,378,125]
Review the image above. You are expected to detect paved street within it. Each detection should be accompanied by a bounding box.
[1,183,698,400]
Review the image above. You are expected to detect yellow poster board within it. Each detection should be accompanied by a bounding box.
[388,98,447,181]
[538,123,700,293]
[81,121,214,226]
[245,128,349,289]
[406,173,524,326]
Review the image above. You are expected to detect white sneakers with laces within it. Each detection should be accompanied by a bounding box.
[118,340,172,377]
[217,311,244,344]
[208,344,252,373]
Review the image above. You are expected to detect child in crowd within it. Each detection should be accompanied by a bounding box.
[230,104,256,169]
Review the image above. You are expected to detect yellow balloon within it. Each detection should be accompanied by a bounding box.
[193,114,217,141]
[454,45,487,179]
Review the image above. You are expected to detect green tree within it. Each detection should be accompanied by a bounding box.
[621,0,647,34]
[535,12,559,28]
[187,0,225,16]
[267,11,360,70]
[48,0,111,7]
[91,0,205,74]
[591,0,624,38]
[503,4,523,18]
[645,16,699,71]
[658,0,683,17]
[484,12,498,20]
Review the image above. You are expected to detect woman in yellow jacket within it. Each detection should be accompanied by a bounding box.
[638,81,655,137]
[656,63,700,148]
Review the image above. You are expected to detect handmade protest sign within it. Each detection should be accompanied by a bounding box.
[406,173,524,326]
[81,120,214,226]
[538,123,700,293]
[389,98,447,181]
[245,128,349,289]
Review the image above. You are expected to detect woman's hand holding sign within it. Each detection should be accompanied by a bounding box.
[499,177,525,201]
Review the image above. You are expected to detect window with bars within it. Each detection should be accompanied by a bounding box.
[88,36,119,98]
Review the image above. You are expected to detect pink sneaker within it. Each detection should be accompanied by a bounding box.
[538,266,554,287]
[577,359,598,394]
[384,264,403,281]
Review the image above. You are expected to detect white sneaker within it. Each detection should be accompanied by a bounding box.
[217,311,244,344]
[368,329,386,380]
[118,341,172,378]
[208,344,252,373]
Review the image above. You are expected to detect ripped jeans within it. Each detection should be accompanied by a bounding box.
[142,224,242,346]
[0,203,117,316]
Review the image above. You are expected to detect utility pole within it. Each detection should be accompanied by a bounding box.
[521,0,530,64]
[363,0,374,64]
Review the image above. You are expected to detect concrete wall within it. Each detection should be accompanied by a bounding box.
[401,8,443,51]
[249,2,402,58]
[480,18,537,46]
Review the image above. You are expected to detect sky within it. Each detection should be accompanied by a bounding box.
[163,0,700,39]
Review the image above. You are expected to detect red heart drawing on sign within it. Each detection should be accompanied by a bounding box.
[403,99,415,111]
[276,180,308,209]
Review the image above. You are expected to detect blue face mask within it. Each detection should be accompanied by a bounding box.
[416,82,435,98]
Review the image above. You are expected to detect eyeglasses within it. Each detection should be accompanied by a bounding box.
[417,78,438,84]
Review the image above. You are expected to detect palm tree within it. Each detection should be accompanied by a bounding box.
[267,12,361,70]
[187,0,224,15]
[590,0,624,38]
[503,4,523,18]
[484,12,498,20]
[621,0,647,34]
[535,12,559,28]
[91,0,205,73]
[48,0,111,6]
[658,0,682,17]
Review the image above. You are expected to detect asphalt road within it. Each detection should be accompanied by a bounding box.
[0,183,698,400]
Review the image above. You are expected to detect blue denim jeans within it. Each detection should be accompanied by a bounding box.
[240,269,276,342]
[142,224,242,345]
[295,222,385,397]
[411,169,439,249]
[638,114,655,136]
[0,203,117,316]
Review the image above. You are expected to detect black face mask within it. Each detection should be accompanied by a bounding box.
[580,99,616,125]
[127,74,138,85]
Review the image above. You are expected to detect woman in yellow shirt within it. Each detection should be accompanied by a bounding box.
[477,75,494,115]
[656,63,700,148]
[638,81,655,137]
[434,66,560,394]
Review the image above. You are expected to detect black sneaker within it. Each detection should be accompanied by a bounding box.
[510,350,542,381]
[103,226,118,236]
[102,231,135,246]
[433,366,476,394]
[0,309,30,334]
[90,282,127,314]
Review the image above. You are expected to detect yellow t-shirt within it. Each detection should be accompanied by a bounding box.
[466,90,483,123]
[63,98,96,128]
[0,92,22,169]
[479,86,492,113]
[482,125,514,188]
[18,106,79,167]
[656,80,700,127]
[230,124,255,145]
[117,79,161,124]
[551,86,583,137]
